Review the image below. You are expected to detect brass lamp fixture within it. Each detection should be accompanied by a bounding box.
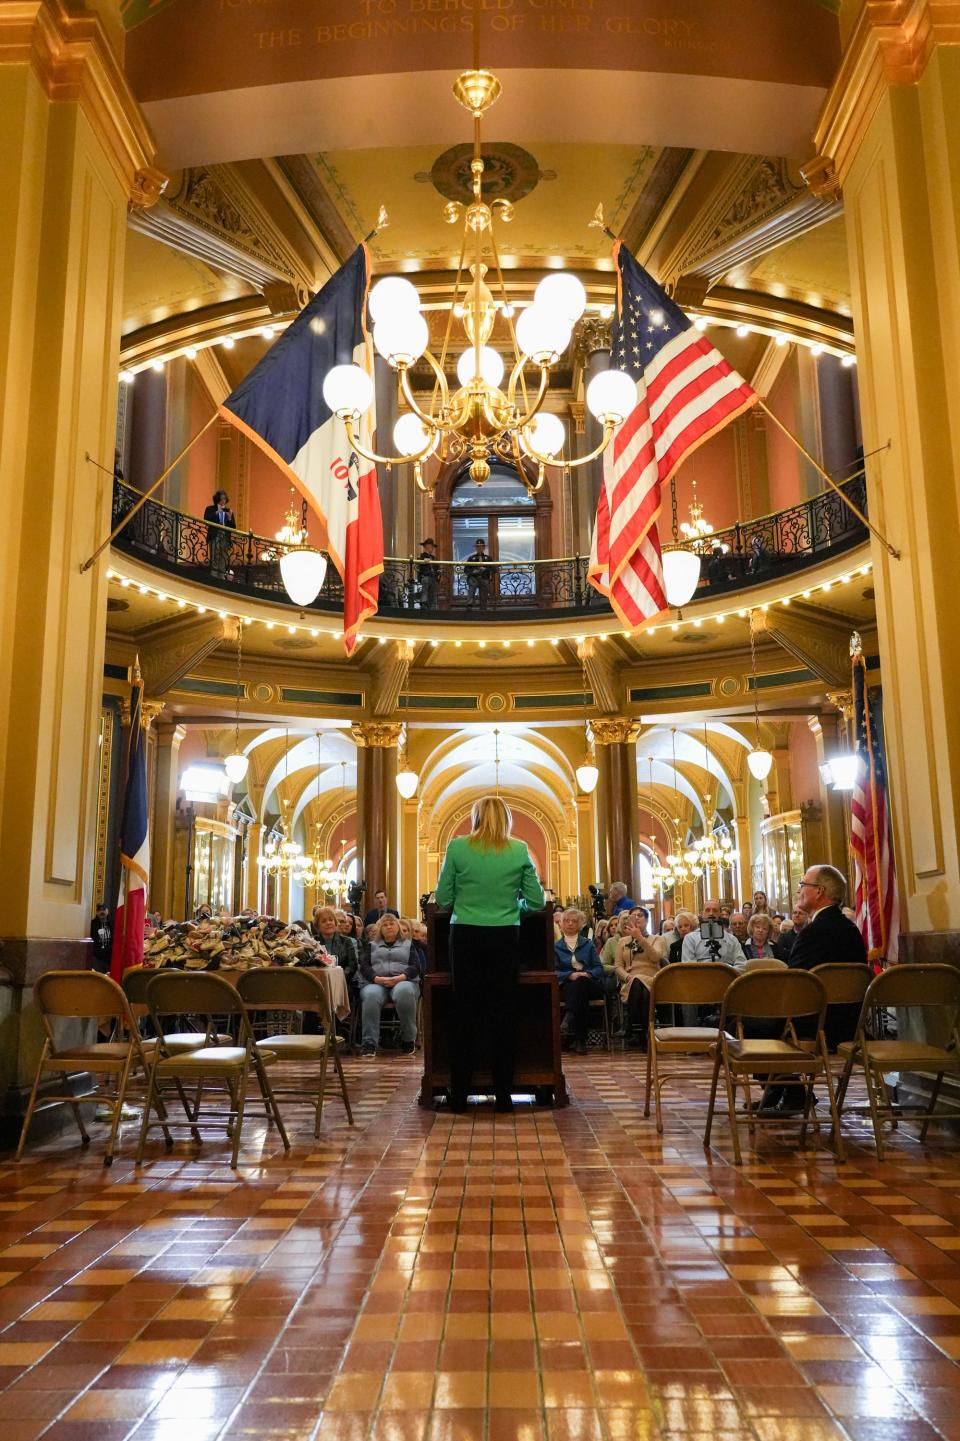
[679,477,729,554]
[258,730,303,879]
[747,612,774,780]
[321,67,635,494]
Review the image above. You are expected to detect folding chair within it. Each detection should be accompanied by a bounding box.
[811,963,873,1056]
[237,968,354,1136]
[704,969,845,1165]
[643,963,738,1132]
[136,971,289,1168]
[743,957,787,971]
[16,971,153,1166]
[834,963,960,1159]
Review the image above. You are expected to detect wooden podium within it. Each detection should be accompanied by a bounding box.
[418,903,567,1108]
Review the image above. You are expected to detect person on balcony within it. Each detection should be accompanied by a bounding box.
[465,537,493,606]
[203,490,235,576]
[418,537,440,608]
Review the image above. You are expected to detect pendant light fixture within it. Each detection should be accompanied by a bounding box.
[395,644,419,797]
[746,610,774,780]
[396,723,419,799]
[223,620,249,784]
[661,475,701,610]
[575,644,599,793]
[276,487,328,608]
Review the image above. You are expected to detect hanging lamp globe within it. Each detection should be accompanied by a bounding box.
[747,747,774,781]
[223,751,249,784]
[575,762,599,795]
[661,548,701,608]
[279,546,328,607]
[395,768,419,799]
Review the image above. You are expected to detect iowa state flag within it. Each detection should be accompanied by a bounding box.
[110,674,149,980]
[220,245,383,653]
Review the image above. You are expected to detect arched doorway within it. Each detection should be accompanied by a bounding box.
[431,457,553,577]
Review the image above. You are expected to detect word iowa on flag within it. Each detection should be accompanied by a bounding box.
[590,243,756,629]
[220,245,382,653]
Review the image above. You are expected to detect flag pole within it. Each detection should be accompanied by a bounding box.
[80,410,220,574]
[757,399,900,560]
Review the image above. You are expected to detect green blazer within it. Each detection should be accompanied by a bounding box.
[435,835,545,927]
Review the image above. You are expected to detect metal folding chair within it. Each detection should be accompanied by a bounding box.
[237,968,354,1135]
[643,963,738,1132]
[834,963,960,1159]
[16,971,152,1166]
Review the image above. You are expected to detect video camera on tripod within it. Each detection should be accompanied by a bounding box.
[587,884,608,920]
[699,917,725,960]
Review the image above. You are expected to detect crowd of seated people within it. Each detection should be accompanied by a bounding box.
[550,867,868,1053]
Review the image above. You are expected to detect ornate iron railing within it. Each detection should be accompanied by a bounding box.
[110,471,869,620]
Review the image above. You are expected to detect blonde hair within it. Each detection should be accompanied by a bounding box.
[371,913,401,943]
[468,796,513,851]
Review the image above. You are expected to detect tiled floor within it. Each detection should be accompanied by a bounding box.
[1,1053,960,1440]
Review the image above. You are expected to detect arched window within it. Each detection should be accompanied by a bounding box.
[450,461,536,568]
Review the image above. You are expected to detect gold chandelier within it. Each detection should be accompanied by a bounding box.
[320,69,637,493]
[258,807,303,880]
[679,478,729,554]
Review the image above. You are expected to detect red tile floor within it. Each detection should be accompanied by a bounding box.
[1,1052,960,1440]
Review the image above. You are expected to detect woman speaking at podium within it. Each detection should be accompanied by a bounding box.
[435,796,545,1113]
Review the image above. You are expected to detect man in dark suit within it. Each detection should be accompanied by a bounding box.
[362,889,400,930]
[769,864,868,1110]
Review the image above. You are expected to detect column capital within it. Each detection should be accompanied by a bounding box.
[827,689,855,724]
[120,697,165,729]
[154,722,188,749]
[1,0,160,200]
[574,314,613,364]
[352,721,402,749]
[591,717,640,747]
[815,1,960,184]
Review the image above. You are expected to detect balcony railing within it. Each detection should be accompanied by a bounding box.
[110,471,869,621]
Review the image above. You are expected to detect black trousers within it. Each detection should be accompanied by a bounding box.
[560,976,605,1042]
[449,924,519,1103]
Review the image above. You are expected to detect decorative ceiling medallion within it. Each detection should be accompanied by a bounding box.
[484,693,508,713]
[107,598,130,612]
[716,676,746,697]
[424,143,551,206]
[250,682,278,703]
[274,636,318,650]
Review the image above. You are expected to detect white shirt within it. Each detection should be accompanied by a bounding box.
[681,928,747,969]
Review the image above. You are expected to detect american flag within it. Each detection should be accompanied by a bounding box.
[589,243,757,627]
[851,639,900,963]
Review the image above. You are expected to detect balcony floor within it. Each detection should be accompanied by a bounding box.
[2,1054,957,1440]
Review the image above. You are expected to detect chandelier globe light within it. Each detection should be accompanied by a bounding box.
[279,547,327,607]
[223,619,249,784]
[662,476,701,608]
[747,611,775,781]
[576,757,599,795]
[321,61,632,494]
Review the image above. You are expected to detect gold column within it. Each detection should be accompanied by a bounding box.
[151,723,186,923]
[575,794,597,894]
[808,713,851,883]
[399,797,420,919]
[732,815,751,907]
[0,4,159,981]
[592,718,641,898]
[352,723,401,908]
[244,824,263,912]
[816,17,960,931]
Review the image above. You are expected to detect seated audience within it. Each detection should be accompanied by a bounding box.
[668,910,698,964]
[614,908,666,1047]
[554,907,605,1054]
[607,881,638,916]
[729,911,748,947]
[680,898,746,968]
[743,912,780,961]
[777,905,808,961]
[752,890,770,915]
[358,913,420,1058]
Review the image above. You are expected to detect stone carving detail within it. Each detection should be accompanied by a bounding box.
[574,315,613,364]
[178,168,261,248]
[129,166,169,210]
[591,716,640,746]
[140,615,233,699]
[800,155,842,200]
[369,641,413,719]
[164,166,294,280]
[577,638,621,716]
[672,156,811,280]
[753,606,852,689]
[351,721,402,749]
